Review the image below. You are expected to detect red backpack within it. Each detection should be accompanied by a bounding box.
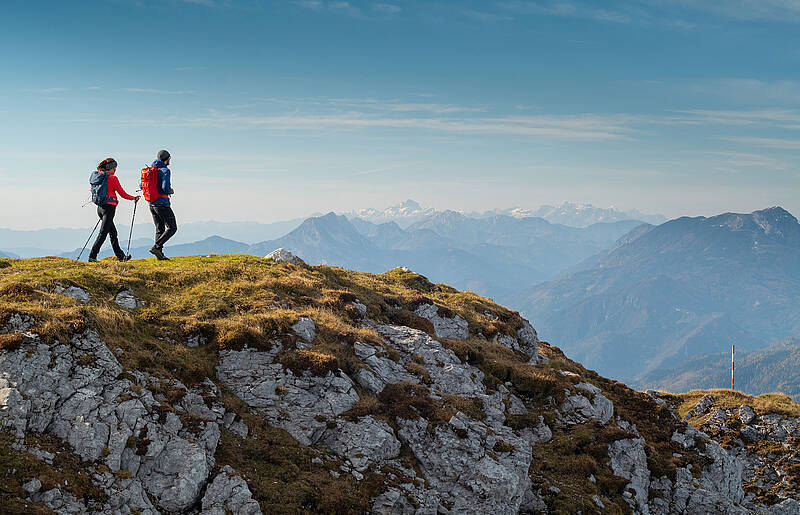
[140,165,161,202]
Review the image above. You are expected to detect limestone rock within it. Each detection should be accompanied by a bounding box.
[515,320,540,362]
[53,284,90,303]
[396,412,533,513]
[1,313,35,334]
[0,330,220,513]
[265,248,305,265]
[413,303,469,340]
[608,437,650,514]
[739,405,756,425]
[375,324,486,396]
[321,416,401,472]
[201,465,262,515]
[559,382,614,425]
[114,289,144,309]
[352,341,418,394]
[217,348,359,445]
[683,393,714,421]
[291,316,316,342]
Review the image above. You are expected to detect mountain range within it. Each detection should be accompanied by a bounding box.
[248,212,643,299]
[514,207,800,384]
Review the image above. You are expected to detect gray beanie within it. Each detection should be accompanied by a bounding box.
[157,150,171,162]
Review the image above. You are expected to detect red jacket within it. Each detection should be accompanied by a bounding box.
[105,173,135,206]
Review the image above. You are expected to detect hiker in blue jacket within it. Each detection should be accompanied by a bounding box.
[144,150,177,260]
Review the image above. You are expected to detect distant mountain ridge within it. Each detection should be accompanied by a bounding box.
[515,206,800,383]
[637,338,800,401]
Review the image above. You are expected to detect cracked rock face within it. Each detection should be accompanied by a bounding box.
[608,437,651,514]
[216,347,359,446]
[0,330,220,513]
[1,313,35,334]
[375,324,486,397]
[413,303,469,340]
[321,415,401,472]
[202,465,262,515]
[397,412,533,514]
[559,382,614,425]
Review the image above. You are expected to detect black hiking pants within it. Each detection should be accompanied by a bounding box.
[90,204,125,259]
[150,205,177,249]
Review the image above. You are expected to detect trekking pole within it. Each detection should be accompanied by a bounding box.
[76,218,102,261]
[126,198,139,257]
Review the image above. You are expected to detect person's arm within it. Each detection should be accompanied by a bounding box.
[109,175,136,201]
[160,168,172,195]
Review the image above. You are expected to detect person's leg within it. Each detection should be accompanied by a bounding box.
[150,205,165,245]
[89,205,111,259]
[153,206,177,248]
[104,205,125,259]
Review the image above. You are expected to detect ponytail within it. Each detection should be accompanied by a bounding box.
[97,158,117,171]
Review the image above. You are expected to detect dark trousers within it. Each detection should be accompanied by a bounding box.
[150,205,177,248]
[90,204,124,259]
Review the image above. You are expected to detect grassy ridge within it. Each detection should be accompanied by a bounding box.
[2,255,799,513]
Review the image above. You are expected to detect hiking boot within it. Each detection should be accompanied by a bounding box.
[149,246,169,261]
[88,257,99,263]
[118,254,132,262]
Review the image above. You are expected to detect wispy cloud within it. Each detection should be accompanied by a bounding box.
[123,88,193,95]
[25,88,68,94]
[668,0,800,22]
[672,108,800,128]
[724,136,800,150]
[156,110,639,140]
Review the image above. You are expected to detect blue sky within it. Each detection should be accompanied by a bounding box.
[1,0,799,229]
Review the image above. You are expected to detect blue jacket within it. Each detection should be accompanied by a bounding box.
[147,159,172,206]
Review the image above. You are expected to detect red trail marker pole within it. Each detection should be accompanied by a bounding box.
[731,345,735,390]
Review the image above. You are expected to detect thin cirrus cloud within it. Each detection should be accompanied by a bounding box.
[723,136,800,150]
[174,110,640,140]
[123,88,193,95]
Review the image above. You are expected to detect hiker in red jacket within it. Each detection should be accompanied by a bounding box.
[88,158,140,262]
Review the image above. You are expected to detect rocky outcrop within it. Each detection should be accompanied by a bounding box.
[374,323,486,396]
[559,382,614,425]
[397,413,533,513]
[0,329,222,513]
[413,303,469,340]
[201,465,262,515]
[216,347,359,446]
[291,316,316,342]
[265,248,305,265]
[321,416,401,472]
[608,437,651,514]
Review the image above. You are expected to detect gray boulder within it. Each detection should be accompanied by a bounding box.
[201,465,262,515]
[413,303,469,340]
[114,289,144,309]
[265,248,305,265]
[291,317,316,342]
[53,284,90,303]
[559,382,614,425]
[375,324,486,397]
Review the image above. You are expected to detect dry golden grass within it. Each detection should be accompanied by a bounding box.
[671,389,800,421]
